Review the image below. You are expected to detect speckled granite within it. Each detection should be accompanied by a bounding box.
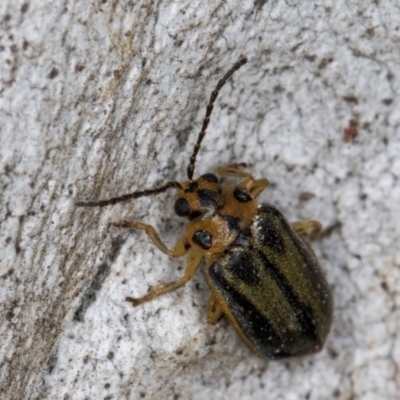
[1,1,399,399]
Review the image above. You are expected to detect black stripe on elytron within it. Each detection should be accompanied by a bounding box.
[284,215,332,296]
[260,204,332,308]
[208,260,291,359]
[254,248,319,342]
[258,204,284,219]
[254,216,285,253]
[224,248,260,285]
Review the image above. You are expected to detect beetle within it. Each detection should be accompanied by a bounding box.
[76,57,333,359]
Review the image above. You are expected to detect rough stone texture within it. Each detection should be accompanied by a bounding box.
[0,1,399,399]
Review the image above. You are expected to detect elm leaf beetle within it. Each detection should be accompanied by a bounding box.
[76,57,333,359]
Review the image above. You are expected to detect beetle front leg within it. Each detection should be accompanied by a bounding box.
[126,250,203,307]
[112,220,190,258]
[216,166,269,198]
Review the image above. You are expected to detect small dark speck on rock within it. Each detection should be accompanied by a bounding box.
[299,192,315,202]
[328,347,338,359]
[48,67,59,79]
[343,95,358,104]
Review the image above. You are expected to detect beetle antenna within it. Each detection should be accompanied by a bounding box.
[76,181,182,208]
[186,57,248,180]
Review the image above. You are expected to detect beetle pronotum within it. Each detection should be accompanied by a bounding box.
[77,58,333,359]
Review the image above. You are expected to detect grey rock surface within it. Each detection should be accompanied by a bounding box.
[0,1,399,399]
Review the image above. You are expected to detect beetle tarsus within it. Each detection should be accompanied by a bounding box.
[126,296,140,306]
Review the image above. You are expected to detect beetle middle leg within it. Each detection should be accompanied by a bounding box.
[126,250,203,306]
[206,294,224,325]
[112,220,190,257]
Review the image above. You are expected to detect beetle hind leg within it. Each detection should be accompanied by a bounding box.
[291,220,322,240]
[206,294,224,325]
[126,250,203,307]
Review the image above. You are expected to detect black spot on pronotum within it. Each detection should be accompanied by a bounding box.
[255,249,318,342]
[233,187,252,203]
[174,198,190,216]
[192,230,212,250]
[259,204,284,220]
[200,173,218,183]
[223,215,240,231]
[185,181,198,193]
[197,189,217,207]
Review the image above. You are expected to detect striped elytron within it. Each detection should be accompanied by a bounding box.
[76,57,333,359]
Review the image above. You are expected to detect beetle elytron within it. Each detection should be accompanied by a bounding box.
[76,57,333,359]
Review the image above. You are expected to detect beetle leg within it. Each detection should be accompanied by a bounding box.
[217,166,269,198]
[112,220,190,258]
[248,178,269,198]
[293,220,341,241]
[291,220,322,240]
[216,166,252,178]
[206,294,224,325]
[126,250,203,306]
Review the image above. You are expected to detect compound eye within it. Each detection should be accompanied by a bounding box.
[174,198,190,217]
[199,173,218,183]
